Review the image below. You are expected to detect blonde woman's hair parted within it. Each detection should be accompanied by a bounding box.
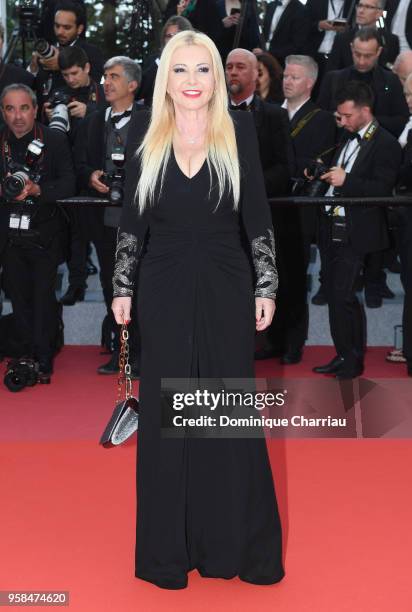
[135,30,240,213]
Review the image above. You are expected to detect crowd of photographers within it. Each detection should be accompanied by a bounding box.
[1,0,412,389]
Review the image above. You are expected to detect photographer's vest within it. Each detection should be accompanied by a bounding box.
[103,107,132,228]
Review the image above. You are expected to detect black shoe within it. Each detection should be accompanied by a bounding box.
[311,287,327,306]
[97,352,119,375]
[379,283,395,299]
[280,349,303,365]
[37,357,53,383]
[254,347,283,360]
[60,286,86,306]
[86,257,98,276]
[335,364,364,380]
[313,355,345,374]
[365,292,382,308]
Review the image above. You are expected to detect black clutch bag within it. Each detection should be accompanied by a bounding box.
[99,323,139,447]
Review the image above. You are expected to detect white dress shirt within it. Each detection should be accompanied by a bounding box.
[391,0,412,52]
[105,104,133,130]
[318,0,345,54]
[281,97,311,120]
[325,122,372,214]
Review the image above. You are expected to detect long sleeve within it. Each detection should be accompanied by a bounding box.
[234,112,278,299]
[113,112,150,297]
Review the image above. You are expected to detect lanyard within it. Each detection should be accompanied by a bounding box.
[340,139,360,170]
[330,0,344,18]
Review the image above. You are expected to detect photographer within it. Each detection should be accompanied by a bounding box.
[312,81,402,380]
[73,57,141,375]
[28,0,104,108]
[43,46,106,144]
[0,84,76,376]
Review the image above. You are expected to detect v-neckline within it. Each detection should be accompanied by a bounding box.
[172,147,207,181]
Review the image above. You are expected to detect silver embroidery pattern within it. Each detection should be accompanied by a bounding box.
[113,232,138,297]
[251,229,278,299]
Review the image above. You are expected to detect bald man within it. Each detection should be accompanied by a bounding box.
[393,50,412,84]
[226,49,307,366]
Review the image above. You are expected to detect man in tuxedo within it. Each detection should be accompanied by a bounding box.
[327,0,399,71]
[313,81,402,379]
[282,55,337,308]
[262,0,311,66]
[28,0,104,109]
[226,49,307,365]
[318,27,409,137]
[305,0,354,75]
[74,56,141,376]
[386,0,412,53]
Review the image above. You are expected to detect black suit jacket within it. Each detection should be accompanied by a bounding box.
[289,99,337,176]
[386,0,412,49]
[263,0,311,66]
[317,65,409,137]
[304,0,354,56]
[247,96,292,197]
[74,102,142,193]
[327,27,400,72]
[329,123,402,254]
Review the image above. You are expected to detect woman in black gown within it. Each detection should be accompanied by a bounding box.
[112,30,284,590]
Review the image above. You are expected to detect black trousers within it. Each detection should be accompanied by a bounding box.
[319,215,366,367]
[267,207,308,353]
[66,207,88,289]
[398,207,412,366]
[3,240,60,359]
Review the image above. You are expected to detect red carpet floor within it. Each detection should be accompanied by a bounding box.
[1,346,411,611]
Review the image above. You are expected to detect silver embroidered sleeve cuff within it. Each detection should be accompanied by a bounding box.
[113,231,139,298]
[251,228,278,299]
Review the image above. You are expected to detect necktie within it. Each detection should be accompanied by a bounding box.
[229,102,249,111]
[347,132,361,142]
[110,110,132,127]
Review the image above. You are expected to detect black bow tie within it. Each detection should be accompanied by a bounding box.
[110,110,132,126]
[230,101,249,111]
[347,132,361,142]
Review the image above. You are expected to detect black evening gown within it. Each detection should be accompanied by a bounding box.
[113,111,284,589]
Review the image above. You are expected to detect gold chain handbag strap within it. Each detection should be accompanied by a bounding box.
[117,321,133,401]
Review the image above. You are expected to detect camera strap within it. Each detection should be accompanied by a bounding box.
[290,109,321,139]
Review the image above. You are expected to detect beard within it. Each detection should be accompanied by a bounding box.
[228,82,243,96]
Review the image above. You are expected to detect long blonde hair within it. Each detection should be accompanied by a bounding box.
[135,31,240,213]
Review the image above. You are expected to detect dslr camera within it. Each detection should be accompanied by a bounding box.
[101,145,126,205]
[295,159,330,197]
[2,139,44,200]
[4,358,39,392]
[47,89,72,133]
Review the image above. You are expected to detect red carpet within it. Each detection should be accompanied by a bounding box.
[1,346,411,611]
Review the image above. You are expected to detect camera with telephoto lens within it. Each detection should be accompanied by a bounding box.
[34,38,56,60]
[2,139,44,200]
[4,358,39,392]
[101,145,126,205]
[297,159,331,197]
[48,90,72,133]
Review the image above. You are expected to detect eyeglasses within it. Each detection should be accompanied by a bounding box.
[357,3,380,10]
